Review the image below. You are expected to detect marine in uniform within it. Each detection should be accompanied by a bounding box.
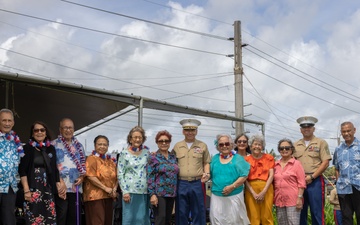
[293,116,331,225]
[173,119,211,225]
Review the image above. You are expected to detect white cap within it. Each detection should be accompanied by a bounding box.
[180,118,201,130]
[296,116,318,127]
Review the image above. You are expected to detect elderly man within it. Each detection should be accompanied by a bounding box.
[293,116,331,225]
[0,108,23,225]
[52,118,86,225]
[333,121,360,225]
[173,118,211,225]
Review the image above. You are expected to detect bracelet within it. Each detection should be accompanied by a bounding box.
[233,185,236,189]
[310,175,315,180]
[24,190,30,194]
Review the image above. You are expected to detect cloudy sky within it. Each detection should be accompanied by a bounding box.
[1,0,360,155]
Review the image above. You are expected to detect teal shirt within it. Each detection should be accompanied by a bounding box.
[210,154,250,196]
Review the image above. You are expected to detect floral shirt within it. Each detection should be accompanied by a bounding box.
[0,132,21,193]
[52,136,86,193]
[147,150,179,197]
[333,137,360,194]
[118,148,149,195]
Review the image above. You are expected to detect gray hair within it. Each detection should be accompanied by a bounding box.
[215,133,234,151]
[248,134,266,150]
[0,108,14,118]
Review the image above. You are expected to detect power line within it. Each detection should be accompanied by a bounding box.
[243,62,360,114]
[0,8,227,56]
[245,45,360,103]
[61,0,230,41]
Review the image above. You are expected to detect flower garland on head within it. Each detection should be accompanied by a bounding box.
[92,150,117,163]
[0,130,24,157]
[220,150,237,159]
[59,135,86,176]
[130,145,149,152]
[29,139,51,148]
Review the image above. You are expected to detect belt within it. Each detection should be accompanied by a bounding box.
[179,176,202,181]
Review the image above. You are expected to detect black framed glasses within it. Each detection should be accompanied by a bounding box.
[218,142,231,147]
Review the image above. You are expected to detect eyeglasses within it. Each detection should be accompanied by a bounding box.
[218,142,231,147]
[33,128,46,133]
[157,139,170,144]
[61,126,74,131]
[237,140,248,144]
[132,136,143,140]
[279,146,292,151]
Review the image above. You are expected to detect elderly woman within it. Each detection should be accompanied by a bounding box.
[210,134,250,225]
[244,134,275,225]
[274,138,306,225]
[234,133,251,157]
[19,121,61,225]
[147,130,179,225]
[118,126,150,225]
[83,135,117,225]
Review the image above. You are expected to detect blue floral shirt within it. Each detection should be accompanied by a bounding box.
[0,133,20,193]
[333,137,360,194]
[117,148,149,195]
[147,150,179,197]
[52,136,86,193]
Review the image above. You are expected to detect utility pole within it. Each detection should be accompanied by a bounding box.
[234,21,244,137]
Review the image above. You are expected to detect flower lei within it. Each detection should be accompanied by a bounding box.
[92,150,117,163]
[0,130,24,157]
[59,135,86,176]
[130,145,149,152]
[29,139,51,148]
[220,150,237,159]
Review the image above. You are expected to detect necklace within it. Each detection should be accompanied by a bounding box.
[92,150,116,163]
[220,150,237,159]
[0,130,24,157]
[130,145,149,152]
[29,139,51,148]
[59,135,86,176]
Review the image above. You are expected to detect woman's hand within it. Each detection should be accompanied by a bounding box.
[296,197,303,210]
[24,191,32,202]
[74,175,85,186]
[256,190,266,202]
[57,181,67,199]
[150,195,158,207]
[222,185,235,196]
[123,193,131,203]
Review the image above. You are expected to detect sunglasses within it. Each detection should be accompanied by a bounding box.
[218,142,231,147]
[157,139,170,144]
[33,128,46,133]
[237,140,248,144]
[279,146,292,151]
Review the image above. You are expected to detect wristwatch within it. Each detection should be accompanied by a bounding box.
[310,174,315,180]
[298,194,303,198]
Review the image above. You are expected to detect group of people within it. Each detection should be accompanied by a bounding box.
[1,106,360,225]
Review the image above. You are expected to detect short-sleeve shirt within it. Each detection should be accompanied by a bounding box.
[83,155,117,202]
[245,153,275,181]
[52,137,86,193]
[0,134,20,193]
[172,139,210,177]
[273,157,306,207]
[210,154,250,196]
[117,148,149,195]
[294,136,331,173]
[333,137,360,194]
